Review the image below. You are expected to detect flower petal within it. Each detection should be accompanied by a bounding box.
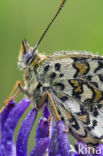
[16,108,37,156]
[35,117,49,143]
[30,137,49,156]
[49,126,60,156]
[1,100,16,132]
[72,154,81,156]
[1,98,30,156]
[43,105,50,119]
[0,100,15,156]
[57,120,71,156]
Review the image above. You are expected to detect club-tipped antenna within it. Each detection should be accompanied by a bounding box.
[33,0,67,53]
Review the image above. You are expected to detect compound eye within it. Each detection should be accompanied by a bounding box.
[23,51,33,65]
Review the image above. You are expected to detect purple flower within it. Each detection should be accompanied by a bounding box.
[0,98,103,156]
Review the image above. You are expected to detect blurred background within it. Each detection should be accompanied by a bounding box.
[0,0,103,154]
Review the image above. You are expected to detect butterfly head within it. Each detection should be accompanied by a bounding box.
[18,39,38,70]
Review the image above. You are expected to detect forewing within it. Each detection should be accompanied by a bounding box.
[41,51,103,144]
[48,51,103,89]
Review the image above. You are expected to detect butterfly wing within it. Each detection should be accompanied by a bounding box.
[39,51,103,145]
[48,85,103,146]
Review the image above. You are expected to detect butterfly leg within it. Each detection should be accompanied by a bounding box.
[37,91,61,120]
[0,80,27,114]
[37,91,69,133]
[46,91,61,120]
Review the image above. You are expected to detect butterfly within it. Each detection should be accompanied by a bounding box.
[1,0,103,147]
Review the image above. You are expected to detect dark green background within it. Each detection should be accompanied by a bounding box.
[0,0,103,154]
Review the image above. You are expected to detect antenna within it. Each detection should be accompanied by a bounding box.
[33,0,67,53]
